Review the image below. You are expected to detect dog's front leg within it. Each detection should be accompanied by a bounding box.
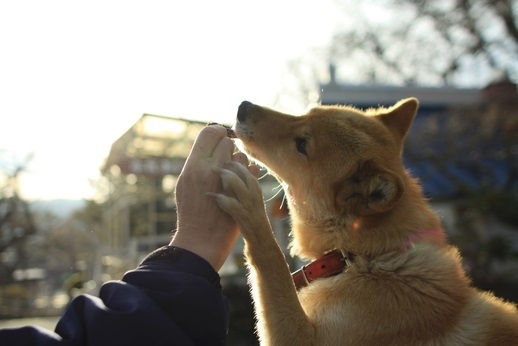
[212,163,315,345]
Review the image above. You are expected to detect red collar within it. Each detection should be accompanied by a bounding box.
[291,250,352,290]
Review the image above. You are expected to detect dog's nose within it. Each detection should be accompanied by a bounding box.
[237,101,253,122]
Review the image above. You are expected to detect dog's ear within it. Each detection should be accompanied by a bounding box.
[377,98,419,144]
[335,161,405,216]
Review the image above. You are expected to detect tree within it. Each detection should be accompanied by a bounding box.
[0,155,37,285]
[0,150,105,316]
[329,0,518,86]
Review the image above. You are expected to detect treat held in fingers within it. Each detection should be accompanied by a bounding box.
[207,122,237,138]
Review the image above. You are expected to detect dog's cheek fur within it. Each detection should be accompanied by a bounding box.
[334,161,405,216]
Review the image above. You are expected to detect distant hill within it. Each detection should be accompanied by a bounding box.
[31,199,86,218]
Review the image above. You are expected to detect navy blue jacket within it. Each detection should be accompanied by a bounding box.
[0,246,229,345]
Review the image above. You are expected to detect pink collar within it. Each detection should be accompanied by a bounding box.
[401,228,444,251]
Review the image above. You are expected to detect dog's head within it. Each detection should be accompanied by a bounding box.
[234,99,420,258]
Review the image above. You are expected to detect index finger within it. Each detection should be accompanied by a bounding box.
[189,126,228,158]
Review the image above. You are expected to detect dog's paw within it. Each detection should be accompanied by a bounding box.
[210,162,270,239]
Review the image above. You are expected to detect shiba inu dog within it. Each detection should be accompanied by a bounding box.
[213,99,518,345]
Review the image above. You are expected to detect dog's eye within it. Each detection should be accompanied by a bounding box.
[294,137,308,155]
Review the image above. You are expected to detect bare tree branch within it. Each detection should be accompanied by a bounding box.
[495,0,518,43]
[330,0,518,85]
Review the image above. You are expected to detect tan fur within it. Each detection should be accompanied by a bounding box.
[215,99,518,345]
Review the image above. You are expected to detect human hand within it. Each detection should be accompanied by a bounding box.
[170,125,259,271]
[209,160,271,247]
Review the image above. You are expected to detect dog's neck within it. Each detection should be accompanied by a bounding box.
[291,227,443,290]
[288,175,447,259]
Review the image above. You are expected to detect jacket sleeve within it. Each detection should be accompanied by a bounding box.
[0,246,229,346]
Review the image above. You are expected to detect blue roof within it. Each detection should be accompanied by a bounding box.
[405,159,514,199]
[403,107,515,200]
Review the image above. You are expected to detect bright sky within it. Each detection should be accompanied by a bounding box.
[0,0,340,201]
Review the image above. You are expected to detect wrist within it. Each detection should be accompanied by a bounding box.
[168,240,219,271]
[170,231,236,272]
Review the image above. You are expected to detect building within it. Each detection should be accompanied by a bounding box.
[100,113,290,277]
[100,114,207,270]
